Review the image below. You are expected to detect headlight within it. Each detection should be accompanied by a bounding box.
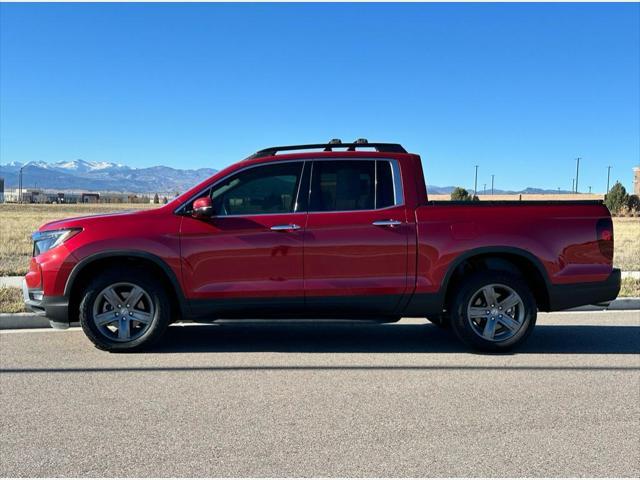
[32,228,82,256]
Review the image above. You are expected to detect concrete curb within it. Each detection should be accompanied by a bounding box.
[2,298,639,330]
[568,297,640,311]
[0,276,23,288]
[0,313,81,330]
[0,313,54,330]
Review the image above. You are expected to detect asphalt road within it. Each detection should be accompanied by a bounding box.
[1,311,639,477]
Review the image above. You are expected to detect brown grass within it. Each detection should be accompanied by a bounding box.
[619,278,640,298]
[613,218,640,271]
[0,203,156,276]
[0,287,27,313]
[0,203,638,276]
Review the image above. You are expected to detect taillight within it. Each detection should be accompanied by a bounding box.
[596,218,614,260]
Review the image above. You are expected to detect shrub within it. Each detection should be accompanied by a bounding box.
[451,187,473,201]
[626,194,640,213]
[604,182,628,215]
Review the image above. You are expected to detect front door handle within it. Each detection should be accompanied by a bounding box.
[372,220,402,227]
[270,224,301,231]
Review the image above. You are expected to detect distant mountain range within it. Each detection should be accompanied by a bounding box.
[0,159,572,195]
[426,185,574,195]
[0,159,218,193]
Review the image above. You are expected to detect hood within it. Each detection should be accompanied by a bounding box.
[38,207,164,232]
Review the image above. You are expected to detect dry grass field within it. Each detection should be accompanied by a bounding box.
[0,203,156,276]
[0,287,25,313]
[612,217,640,271]
[0,203,638,276]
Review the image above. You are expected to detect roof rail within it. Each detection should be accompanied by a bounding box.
[248,138,407,159]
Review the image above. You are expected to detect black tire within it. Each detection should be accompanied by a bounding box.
[449,270,536,352]
[79,267,171,352]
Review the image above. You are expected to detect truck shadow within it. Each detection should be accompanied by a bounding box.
[152,322,640,355]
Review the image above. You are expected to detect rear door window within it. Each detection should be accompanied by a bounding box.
[309,160,400,212]
[376,160,395,209]
[310,160,375,212]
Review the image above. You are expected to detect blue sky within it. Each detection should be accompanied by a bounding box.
[1,3,638,193]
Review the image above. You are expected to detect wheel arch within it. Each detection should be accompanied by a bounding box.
[65,251,188,323]
[441,247,552,312]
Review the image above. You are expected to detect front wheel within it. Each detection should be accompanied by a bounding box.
[450,271,537,352]
[79,267,171,352]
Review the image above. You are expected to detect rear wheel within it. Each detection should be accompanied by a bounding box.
[79,267,171,352]
[450,270,536,352]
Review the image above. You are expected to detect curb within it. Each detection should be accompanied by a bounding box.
[0,313,54,330]
[0,313,81,330]
[2,298,639,330]
[0,276,23,288]
[568,297,640,311]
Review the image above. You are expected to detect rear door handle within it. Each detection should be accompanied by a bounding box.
[372,220,402,227]
[270,224,301,231]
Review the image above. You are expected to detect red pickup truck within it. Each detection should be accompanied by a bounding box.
[24,140,620,352]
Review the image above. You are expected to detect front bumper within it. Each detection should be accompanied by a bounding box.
[547,268,621,311]
[22,279,69,326]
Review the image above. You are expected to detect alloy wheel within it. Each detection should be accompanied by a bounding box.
[92,282,155,342]
[466,283,526,342]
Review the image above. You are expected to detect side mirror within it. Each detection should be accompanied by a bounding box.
[192,196,213,218]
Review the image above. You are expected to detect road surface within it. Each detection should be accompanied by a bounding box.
[1,311,639,477]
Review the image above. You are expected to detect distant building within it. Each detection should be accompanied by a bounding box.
[634,166,640,196]
[81,193,100,203]
[0,187,167,204]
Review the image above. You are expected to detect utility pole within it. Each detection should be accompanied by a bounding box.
[606,166,612,193]
[483,183,486,195]
[18,166,23,204]
[474,165,479,196]
[575,157,581,193]
[571,178,575,193]
[491,174,495,195]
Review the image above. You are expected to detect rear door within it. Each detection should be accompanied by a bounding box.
[303,159,409,316]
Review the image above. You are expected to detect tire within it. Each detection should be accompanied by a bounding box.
[79,267,171,352]
[449,270,536,352]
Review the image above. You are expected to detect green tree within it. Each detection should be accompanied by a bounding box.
[451,187,472,201]
[153,193,159,204]
[604,182,628,215]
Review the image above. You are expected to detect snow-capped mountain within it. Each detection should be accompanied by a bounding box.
[0,159,572,195]
[0,159,217,193]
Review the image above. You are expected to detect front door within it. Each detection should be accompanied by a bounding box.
[303,159,409,316]
[180,161,308,317]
